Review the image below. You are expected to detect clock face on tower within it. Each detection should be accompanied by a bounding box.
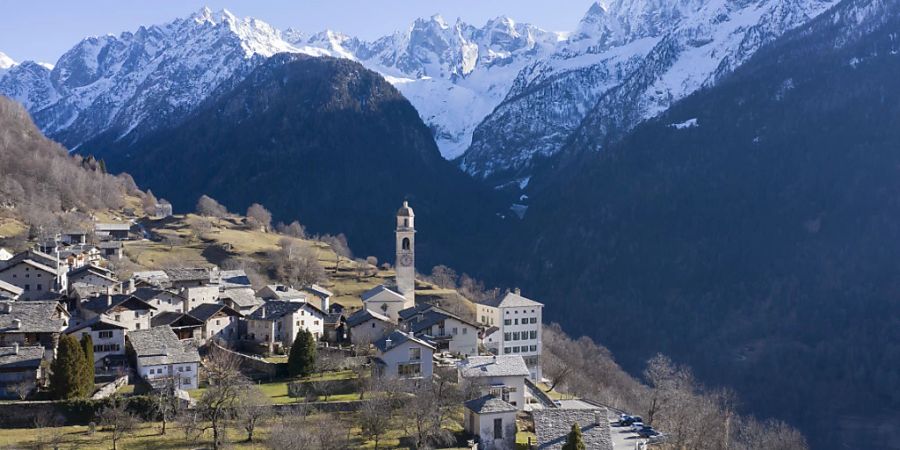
[400,254,413,267]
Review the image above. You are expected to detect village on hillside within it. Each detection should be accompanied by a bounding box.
[0,200,658,450]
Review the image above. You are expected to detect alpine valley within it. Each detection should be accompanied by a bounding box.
[3,1,900,448]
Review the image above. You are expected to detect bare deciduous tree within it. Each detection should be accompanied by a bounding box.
[429,265,458,289]
[247,203,272,231]
[196,194,229,218]
[195,347,250,449]
[97,397,139,450]
[235,385,273,442]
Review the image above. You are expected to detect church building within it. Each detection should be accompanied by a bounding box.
[361,201,417,322]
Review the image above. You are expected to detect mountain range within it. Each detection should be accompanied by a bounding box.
[0,1,838,193]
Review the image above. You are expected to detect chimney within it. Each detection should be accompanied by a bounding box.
[595,411,604,426]
[514,288,521,295]
[13,343,18,355]
[385,338,392,349]
[260,307,266,319]
[11,319,21,330]
[107,294,113,307]
[128,278,135,293]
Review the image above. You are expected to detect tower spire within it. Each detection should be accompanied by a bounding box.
[395,201,416,306]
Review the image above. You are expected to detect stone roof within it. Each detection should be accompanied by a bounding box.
[459,355,530,378]
[219,287,262,309]
[81,294,156,315]
[130,287,183,303]
[0,345,44,370]
[217,269,251,288]
[464,395,517,415]
[68,264,117,283]
[399,304,480,334]
[247,300,302,321]
[397,201,415,217]
[95,223,132,231]
[533,408,613,450]
[0,301,66,333]
[189,303,242,322]
[303,284,334,298]
[497,292,543,308]
[163,267,211,282]
[132,271,169,285]
[4,249,59,269]
[324,313,344,326]
[346,308,392,328]
[151,311,202,329]
[258,284,307,301]
[361,285,406,302]
[0,258,57,275]
[128,326,201,366]
[0,280,23,297]
[66,316,127,333]
[374,330,435,353]
[97,241,123,249]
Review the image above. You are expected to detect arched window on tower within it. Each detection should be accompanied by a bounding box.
[404,218,409,227]
[402,237,410,250]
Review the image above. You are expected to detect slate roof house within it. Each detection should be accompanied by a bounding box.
[0,301,69,360]
[94,223,133,241]
[0,345,46,399]
[189,303,242,342]
[361,285,408,322]
[373,330,435,380]
[399,303,481,357]
[79,293,156,331]
[459,355,530,410]
[66,316,128,364]
[464,395,518,450]
[476,290,544,380]
[150,312,203,340]
[246,300,325,352]
[127,326,201,390]
[0,280,23,301]
[533,408,613,450]
[0,255,66,300]
[346,308,394,346]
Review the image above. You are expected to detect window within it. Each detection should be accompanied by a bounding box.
[98,331,113,339]
[513,346,520,353]
[462,328,467,335]
[493,418,503,440]
[114,314,121,321]
[36,284,42,291]
[530,345,537,352]
[185,366,191,372]
[409,347,421,361]
[398,363,421,378]
[135,323,141,330]
[504,333,511,341]
[24,284,30,291]
[314,320,319,326]
[402,237,410,250]
[530,330,537,339]
[514,319,518,325]
[504,347,511,354]
[504,319,511,326]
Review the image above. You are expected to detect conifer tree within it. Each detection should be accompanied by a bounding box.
[287,329,317,377]
[80,334,95,391]
[50,334,90,399]
[562,423,586,450]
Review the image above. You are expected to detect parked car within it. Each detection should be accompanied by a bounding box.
[637,427,660,438]
[630,422,647,432]
[619,415,644,426]
[647,433,669,445]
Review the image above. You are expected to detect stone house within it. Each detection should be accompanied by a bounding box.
[246,300,325,352]
[533,408,613,450]
[189,303,242,342]
[66,316,128,363]
[459,355,529,410]
[346,308,394,346]
[464,395,518,450]
[127,326,201,390]
[373,330,435,380]
[399,303,481,357]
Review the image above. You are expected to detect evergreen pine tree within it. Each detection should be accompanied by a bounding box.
[80,334,96,392]
[50,334,90,399]
[287,329,317,377]
[562,423,586,450]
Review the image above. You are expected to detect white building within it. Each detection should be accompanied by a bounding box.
[395,201,416,305]
[0,257,65,300]
[361,285,409,323]
[399,304,481,357]
[476,291,544,380]
[189,303,242,342]
[0,248,12,261]
[66,316,128,363]
[464,395,518,450]
[346,308,394,346]
[246,300,325,351]
[127,326,201,390]
[373,330,435,380]
[78,294,156,332]
[459,355,529,410]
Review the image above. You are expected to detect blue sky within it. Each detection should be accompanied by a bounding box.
[0,1,597,64]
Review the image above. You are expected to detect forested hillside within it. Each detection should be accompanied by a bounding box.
[0,96,142,244]
[80,53,506,272]
[493,1,900,448]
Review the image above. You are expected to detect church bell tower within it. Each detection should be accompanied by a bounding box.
[395,201,415,305]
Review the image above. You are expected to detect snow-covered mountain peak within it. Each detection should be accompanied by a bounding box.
[0,52,16,70]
